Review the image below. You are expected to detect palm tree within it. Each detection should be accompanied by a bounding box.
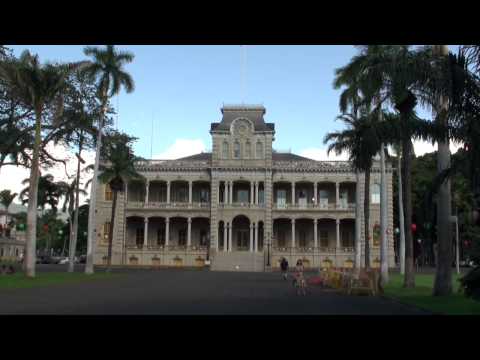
[81,45,135,275]
[99,131,142,271]
[62,75,98,272]
[334,50,392,283]
[20,174,67,213]
[393,143,406,274]
[431,45,453,296]
[0,51,77,277]
[333,45,447,288]
[0,190,17,227]
[61,179,87,271]
[324,109,383,269]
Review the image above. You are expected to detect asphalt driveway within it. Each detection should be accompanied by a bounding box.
[0,266,429,315]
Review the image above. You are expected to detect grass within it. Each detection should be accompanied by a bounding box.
[0,271,118,290]
[384,273,480,315]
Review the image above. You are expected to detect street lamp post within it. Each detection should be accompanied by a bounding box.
[266,232,271,267]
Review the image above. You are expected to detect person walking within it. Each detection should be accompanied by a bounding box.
[294,259,307,296]
[280,257,289,280]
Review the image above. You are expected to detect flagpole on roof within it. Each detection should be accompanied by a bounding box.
[150,111,154,159]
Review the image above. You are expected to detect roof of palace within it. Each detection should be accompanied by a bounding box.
[134,152,359,173]
[210,105,275,132]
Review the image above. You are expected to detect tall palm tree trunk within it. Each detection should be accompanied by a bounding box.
[85,95,107,274]
[380,143,389,286]
[402,137,415,288]
[25,107,42,278]
[106,188,118,271]
[364,168,371,268]
[355,171,362,271]
[68,140,83,273]
[433,45,453,296]
[397,149,406,275]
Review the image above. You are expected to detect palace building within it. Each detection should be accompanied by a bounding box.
[93,105,394,271]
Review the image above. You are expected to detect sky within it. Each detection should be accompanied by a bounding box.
[0,45,462,204]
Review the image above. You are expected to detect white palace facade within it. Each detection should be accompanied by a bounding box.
[93,105,394,271]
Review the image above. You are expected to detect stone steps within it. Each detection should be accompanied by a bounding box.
[211,251,264,272]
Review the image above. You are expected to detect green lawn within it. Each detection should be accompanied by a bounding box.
[0,272,118,290]
[384,273,480,315]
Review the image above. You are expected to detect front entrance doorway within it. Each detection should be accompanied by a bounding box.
[237,230,249,250]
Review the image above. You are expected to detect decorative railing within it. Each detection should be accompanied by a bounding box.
[126,244,208,251]
[273,203,354,210]
[127,202,210,209]
[218,203,266,209]
[272,247,354,253]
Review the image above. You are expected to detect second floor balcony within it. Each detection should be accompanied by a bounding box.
[272,181,356,211]
[126,179,210,210]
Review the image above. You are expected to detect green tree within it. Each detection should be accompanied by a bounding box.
[80,45,135,275]
[61,69,99,272]
[324,109,383,269]
[99,131,142,270]
[0,190,17,222]
[20,173,67,212]
[0,51,78,277]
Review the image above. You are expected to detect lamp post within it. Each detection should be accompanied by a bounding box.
[394,227,400,266]
[266,232,271,267]
[206,234,211,262]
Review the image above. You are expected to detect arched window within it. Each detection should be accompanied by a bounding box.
[245,141,251,158]
[371,184,380,204]
[234,140,241,159]
[222,141,229,159]
[256,141,263,159]
[105,183,113,201]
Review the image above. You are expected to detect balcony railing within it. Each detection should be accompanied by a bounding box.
[126,244,209,251]
[218,203,266,209]
[273,203,355,210]
[272,246,354,253]
[127,201,210,209]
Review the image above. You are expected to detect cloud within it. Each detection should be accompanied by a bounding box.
[300,140,463,163]
[153,139,207,160]
[299,148,349,161]
[0,142,96,206]
[412,140,462,157]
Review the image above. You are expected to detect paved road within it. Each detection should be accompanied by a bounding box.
[0,266,429,315]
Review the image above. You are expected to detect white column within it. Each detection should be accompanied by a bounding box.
[249,224,254,252]
[187,217,192,247]
[166,181,171,204]
[291,219,295,248]
[336,219,340,249]
[165,218,170,247]
[144,217,148,247]
[255,223,258,252]
[250,182,254,204]
[291,182,296,205]
[228,222,233,252]
[313,183,317,205]
[217,182,220,204]
[336,182,340,208]
[188,181,193,204]
[255,181,259,205]
[314,218,318,249]
[145,181,149,204]
[229,181,233,204]
[223,223,228,252]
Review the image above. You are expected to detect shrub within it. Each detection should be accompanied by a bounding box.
[459,266,480,300]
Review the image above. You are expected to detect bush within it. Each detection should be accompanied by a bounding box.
[459,266,480,300]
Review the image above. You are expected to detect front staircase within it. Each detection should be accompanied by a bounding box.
[210,251,265,272]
